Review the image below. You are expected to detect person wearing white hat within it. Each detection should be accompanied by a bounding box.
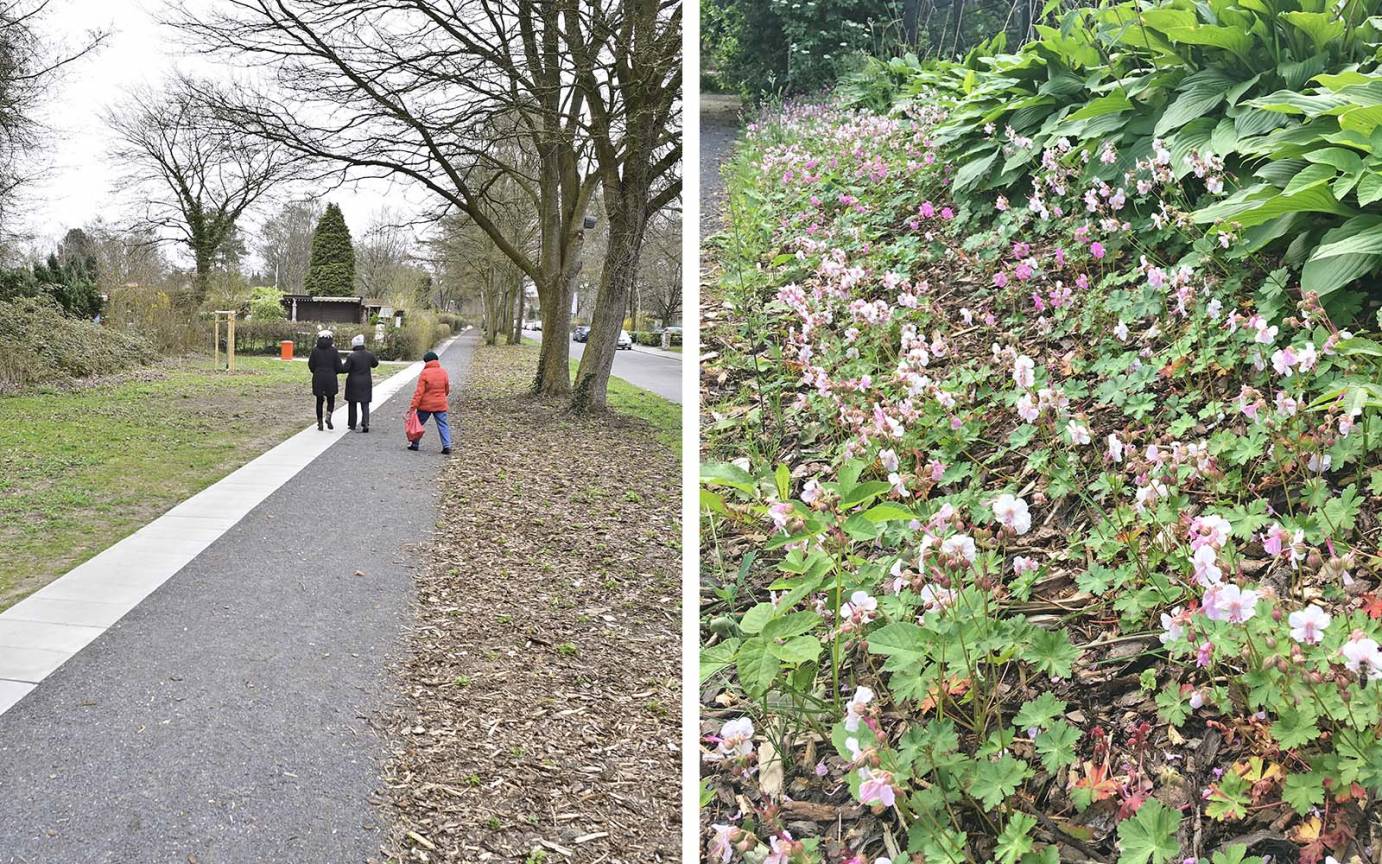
[341,333,379,431]
[307,330,342,430]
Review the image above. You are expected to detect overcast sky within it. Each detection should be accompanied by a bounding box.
[19,0,431,267]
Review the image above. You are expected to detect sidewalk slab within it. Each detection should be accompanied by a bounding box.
[0,681,32,715]
[0,337,456,711]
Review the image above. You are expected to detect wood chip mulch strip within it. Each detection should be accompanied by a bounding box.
[378,344,681,863]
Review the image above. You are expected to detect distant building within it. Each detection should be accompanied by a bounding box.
[281,294,405,326]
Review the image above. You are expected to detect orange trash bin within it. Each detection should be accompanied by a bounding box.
[280,340,294,361]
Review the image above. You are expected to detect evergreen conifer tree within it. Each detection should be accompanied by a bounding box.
[304,203,356,296]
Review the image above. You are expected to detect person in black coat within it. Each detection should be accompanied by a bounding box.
[307,330,343,430]
[341,333,379,432]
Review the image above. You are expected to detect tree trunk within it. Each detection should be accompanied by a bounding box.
[572,207,641,411]
[510,283,524,346]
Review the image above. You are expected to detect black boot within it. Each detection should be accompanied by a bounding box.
[361,426,369,433]
[325,416,333,430]
[317,420,323,431]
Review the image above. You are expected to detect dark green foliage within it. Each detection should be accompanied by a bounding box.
[0,250,102,320]
[703,0,904,97]
[304,203,356,297]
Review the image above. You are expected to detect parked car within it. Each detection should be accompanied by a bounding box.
[572,326,590,342]
[532,320,542,331]
[617,330,633,350]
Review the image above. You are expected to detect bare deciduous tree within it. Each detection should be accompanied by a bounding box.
[170,0,602,397]
[258,199,322,294]
[566,0,681,411]
[105,76,299,303]
[356,209,414,298]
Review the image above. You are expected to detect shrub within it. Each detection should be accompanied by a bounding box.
[247,286,286,320]
[0,296,155,392]
[103,283,202,355]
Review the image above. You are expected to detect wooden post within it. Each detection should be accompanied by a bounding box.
[227,314,236,371]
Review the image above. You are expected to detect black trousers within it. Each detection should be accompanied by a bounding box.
[348,400,370,429]
[315,394,335,422]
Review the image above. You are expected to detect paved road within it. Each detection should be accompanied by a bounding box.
[524,329,682,403]
[0,335,476,864]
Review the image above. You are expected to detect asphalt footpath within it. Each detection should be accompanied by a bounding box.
[0,333,475,863]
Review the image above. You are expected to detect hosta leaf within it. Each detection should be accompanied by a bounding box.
[1160,26,1252,61]
[1282,10,1346,52]
[1194,182,1351,227]
[952,148,999,192]
[1309,215,1382,258]
[1116,799,1182,864]
[1357,171,1382,206]
[1283,162,1336,195]
[1155,69,1233,136]
[1304,147,1364,174]
[1064,88,1131,122]
[1339,104,1382,135]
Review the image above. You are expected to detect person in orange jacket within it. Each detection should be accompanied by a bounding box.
[408,350,451,454]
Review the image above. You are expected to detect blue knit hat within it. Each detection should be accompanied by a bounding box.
[423,351,439,362]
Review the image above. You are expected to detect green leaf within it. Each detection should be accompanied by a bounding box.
[839,480,892,509]
[1116,799,1182,864]
[761,610,820,641]
[769,634,821,664]
[1281,770,1326,815]
[953,148,999,193]
[701,461,755,493]
[1271,705,1321,749]
[1310,217,1382,258]
[1024,628,1080,678]
[996,812,1037,864]
[700,638,741,683]
[1156,69,1233,136]
[1194,182,1352,228]
[1014,692,1067,729]
[1206,770,1251,821]
[736,637,780,695]
[1282,10,1346,52]
[739,602,776,635]
[866,621,930,668]
[1282,162,1337,196]
[969,755,1031,809]
[1035,721,1081,773]
[1305,147,1364,175]
[1356,171,1382,206]
[861,502,916,523]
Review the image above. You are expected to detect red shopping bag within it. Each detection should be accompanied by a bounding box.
[405,408,425,443]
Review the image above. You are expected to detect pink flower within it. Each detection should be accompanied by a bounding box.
[1090,241,1105,259]
[940,534,977,562]
[768,501,794,531]
[707,717,755,761]
[940,207,954,220]
[1341,631,1382,679]
[1013,556,1039,576]
[858,767,897,808]
[844,685,874,732]
[1188,514,1232,551]
[1202,583,1260,624]
[1288,605,1331,645]
[1106,433,1124,463]
[1195,640,1213,667]
[708,825,736,863]
[1013,355,1035,389]
[1191,545,1222,587]
[993,271,1009,288]
[1067,420,1091,446]
[996,195,1009,211]
[919,201,935,218]
[840,590,878,624]
[991,493,1032,535]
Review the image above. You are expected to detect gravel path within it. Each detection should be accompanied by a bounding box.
[700,94,744,247]
[0,334,475,864]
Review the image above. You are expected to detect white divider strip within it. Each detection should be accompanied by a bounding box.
[0,338,456,717]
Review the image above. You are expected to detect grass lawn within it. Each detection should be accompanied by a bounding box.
[0,355,403,610]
